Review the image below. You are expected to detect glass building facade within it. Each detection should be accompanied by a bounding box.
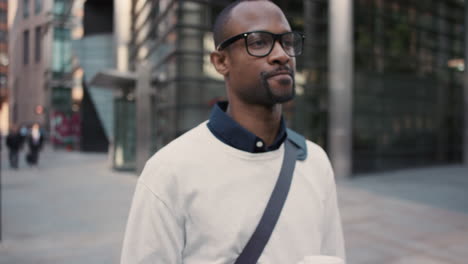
[126,0,465,174]
[49,0,77,148]
[353,0,465,172]
[129,0,227,155]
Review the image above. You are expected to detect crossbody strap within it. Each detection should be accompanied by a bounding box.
[234,139,299,264]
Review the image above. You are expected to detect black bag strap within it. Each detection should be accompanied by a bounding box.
[234,139,299,264]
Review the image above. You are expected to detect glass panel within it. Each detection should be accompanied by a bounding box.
[52,27,71,73]
[53,0,67,15]
[23,0,30,18]
[0,30,6,42]
[35,0,42,14]
[51,86,71,112]
[114,97,136,170]
[0,8,7,23]
[23,30,29,64]
[35,26,41,62]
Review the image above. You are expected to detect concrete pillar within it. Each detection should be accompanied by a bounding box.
[176,1,204,132]
[135,62,152,174]
[328,0,353,179]
[112,0,131,169]
[464,0,468,166]
[114,0,131,72]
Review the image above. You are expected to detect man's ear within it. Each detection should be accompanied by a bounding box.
[210,51,230,76]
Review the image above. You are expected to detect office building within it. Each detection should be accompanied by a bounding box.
[0,0,8,134]
[91,0,467,175]
[8,0,79,147]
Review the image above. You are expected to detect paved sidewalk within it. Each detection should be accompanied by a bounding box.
[0,147,137,264]
[340,166,468,264]
[0,147,467,263]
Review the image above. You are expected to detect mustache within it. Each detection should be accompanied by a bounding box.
[261,67,294,79]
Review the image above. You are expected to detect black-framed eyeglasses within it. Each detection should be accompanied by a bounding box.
[216,31,305,57]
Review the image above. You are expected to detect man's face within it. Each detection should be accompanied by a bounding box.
[222,2,296,106]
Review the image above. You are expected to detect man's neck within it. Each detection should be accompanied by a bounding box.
[227,100,282,146]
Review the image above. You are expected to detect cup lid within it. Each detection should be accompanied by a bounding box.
[298,255,344,264]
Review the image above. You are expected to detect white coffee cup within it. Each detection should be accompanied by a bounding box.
[297,255,345,264]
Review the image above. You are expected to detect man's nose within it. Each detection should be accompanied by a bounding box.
[267,40,290,65]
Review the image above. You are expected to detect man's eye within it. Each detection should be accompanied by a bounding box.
[283,40,293,47]
[248,39,267,48]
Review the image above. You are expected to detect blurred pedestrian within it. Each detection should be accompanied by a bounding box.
[26,123,44,167]
[121,1,345,264]
[6,124,24,169]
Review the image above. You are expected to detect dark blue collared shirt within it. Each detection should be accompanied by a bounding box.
[207,101,287,153]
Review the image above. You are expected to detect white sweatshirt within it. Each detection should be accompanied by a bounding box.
[121,121,345,264]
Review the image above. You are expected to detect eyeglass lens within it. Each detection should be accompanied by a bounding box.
[246,32,302,57]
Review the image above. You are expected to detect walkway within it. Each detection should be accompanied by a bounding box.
[0,147,467,263]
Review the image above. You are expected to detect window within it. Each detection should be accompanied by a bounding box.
[23,0,30,18]
[0,30,6,42]
[23,30,29,64]
[0,73,6,88]
[35,0,42,14]
[54,0,67,15]
[52,27,71,73]
[0,9,7,23]
[35,26,41,62]
[0,52,8,66]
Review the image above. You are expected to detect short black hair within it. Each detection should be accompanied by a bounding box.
[212,0,271,48]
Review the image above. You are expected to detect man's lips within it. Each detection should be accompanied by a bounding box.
[264,69,294,79]
[266,70,294,87]
[269,71,292,78]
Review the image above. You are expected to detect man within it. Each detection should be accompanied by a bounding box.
[6,124,24,169]
[26,123,44,167]
[121,1,345,263]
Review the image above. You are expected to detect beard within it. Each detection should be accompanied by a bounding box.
[236,68,296,107]
[261,71,296,104]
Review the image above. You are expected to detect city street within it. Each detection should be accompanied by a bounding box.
[0,146,467,264]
